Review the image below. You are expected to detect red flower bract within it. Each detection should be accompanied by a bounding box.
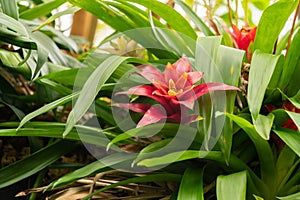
[115,56,239,127]
[266,100,300,131]
[229,24,257,61]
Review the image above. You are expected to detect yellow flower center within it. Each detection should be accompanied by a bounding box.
[168,79,183,96]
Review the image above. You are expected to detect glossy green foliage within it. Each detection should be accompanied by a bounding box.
[177,167,204,200]
[254,0,298,53]
[217,171,247,200]
[1,1,300,199]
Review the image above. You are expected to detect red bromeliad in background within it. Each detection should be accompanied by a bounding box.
[229,24,257,61]
[265,100,299,151]
[266,100,300,131]
[115,56,239,127]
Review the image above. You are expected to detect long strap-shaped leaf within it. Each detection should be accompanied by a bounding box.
[227,113,276,199]
[275,129,300,157]
[248,51,280,140]
[0,0,19,20]
[0,140,78,188]
[67,0,135,31]
[63,55,129,136]
[17,92,79,130]
[0,12,28,36]
[124,0,196,39]
[217,171,247,200]
[253,0,298,53]
[47,152,136,189]
[82,173,182,200]
[177,167,204,200]
[174,0,214,36]
[138,150,264,188]
[20,0,66,20]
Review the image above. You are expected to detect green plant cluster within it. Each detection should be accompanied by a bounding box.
[0,0,300,199]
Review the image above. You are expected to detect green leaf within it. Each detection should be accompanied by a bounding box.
[195,36,222,81]
[195,36,223,151]
[36,78,73,95]
[110,1,194,57]
[149,25,195,57]
[0,98,25,120]
[107,123,165,150]
[273,128,300,157]
[82,173,182,200]
[0,0,19,20]
[253,0,298,53]
[174,0,213,36]
[288,90,300,108]
[177,167,204,200]
[285,111,300,130]
[248,51,281,120]
[32,6,80,32]
[0,49,31,78]
[217,171,247,200]
[20,0,66,20]
[277,191,300,200]
[48,153,135,189]
[67,0,179,58]
[275,146,297,192]
[253,194,264,200]
[67,0,135,32]
[279,28,300,89]
[137,150,265,192]
[132,138,173,166]
[279,169,300,197]
[63,55,129,136]
[276,28,291,55]
[37,67,93,88]
[196,37,244,162]
[215,45,244,163]
[17,92,79,130]
[34,43,48,79]
[216,46,244,86]
[106,0,152,28]
[249,0,269,10]
[267,55,284,90]
[253,113,274,140]
[285,59,300,97]
[0,13,28,36]
[0,140,78,188]
[226,113,276,194]
[2,122,117,148]
[138,150,251,174]
[0,29,36,49]
[29,30,68,73]
[125,0,197,40]
[51,28,80,53]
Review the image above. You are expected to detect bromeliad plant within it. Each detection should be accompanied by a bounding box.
[115,56,238,127]
[1,0,300,200]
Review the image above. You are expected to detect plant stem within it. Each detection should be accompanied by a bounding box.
[235,0,239,26]
[227,0,233,27]
[244,0,248,24]
[203,0,220,35]
[286,1,300,55]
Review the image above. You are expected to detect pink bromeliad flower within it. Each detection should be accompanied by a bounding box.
[229,24,257,61]
[115,56,239,127]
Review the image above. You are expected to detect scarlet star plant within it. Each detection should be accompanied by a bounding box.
[266,100,300,131]
[229,24,257,61]
[115,56,239,127]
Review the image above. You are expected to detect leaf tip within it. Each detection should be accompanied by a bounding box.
[106,143,112,152]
